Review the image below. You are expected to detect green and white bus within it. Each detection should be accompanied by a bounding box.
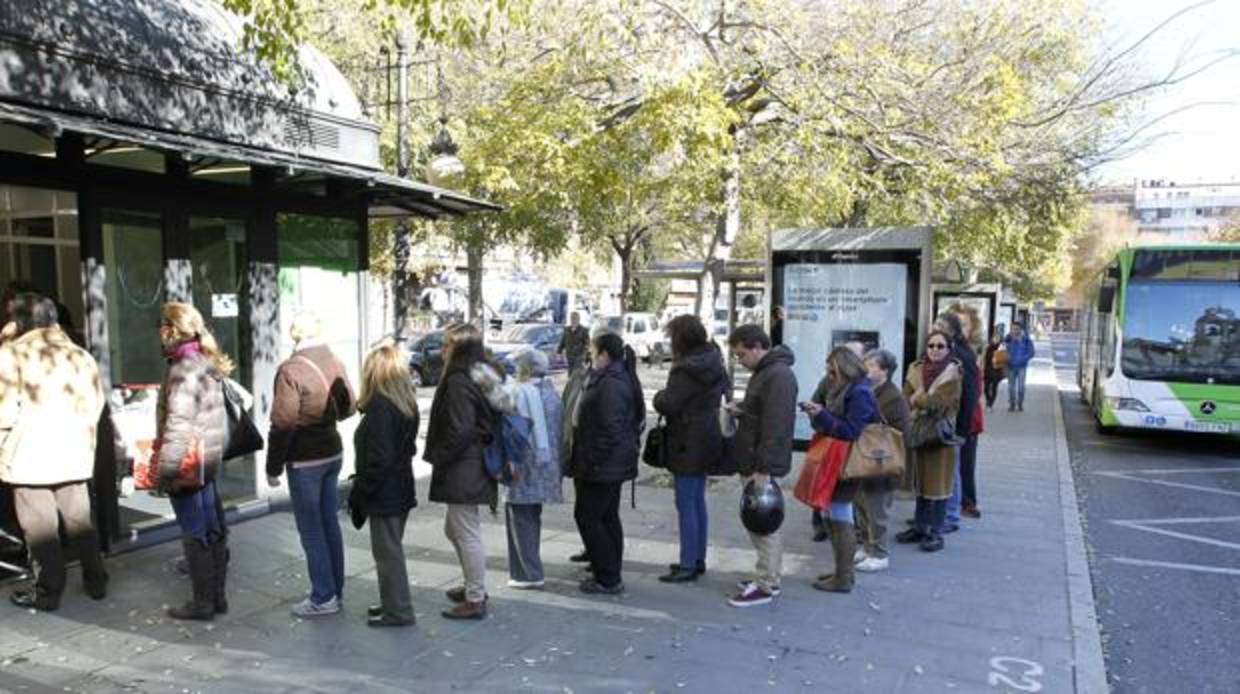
[1079,244,1240,434]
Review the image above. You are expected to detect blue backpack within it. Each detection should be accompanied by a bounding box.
[483,413,536,483]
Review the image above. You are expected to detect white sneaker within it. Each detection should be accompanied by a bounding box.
[853,548,869,564]
[291,596,340,617]
[855,556,889,573]
[506,579,545,590]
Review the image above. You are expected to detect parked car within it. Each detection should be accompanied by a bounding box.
[408,330,446,386]
[594,313,669,363]
[488,323,568,374]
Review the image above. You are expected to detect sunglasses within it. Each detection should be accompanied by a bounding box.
[926,343,949,350]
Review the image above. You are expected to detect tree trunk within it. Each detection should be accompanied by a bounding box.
[615,243,632,315]
[466,240,484,329]
[697,133,741,329]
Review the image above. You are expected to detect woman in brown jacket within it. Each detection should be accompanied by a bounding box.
[895,330,962,553]
[156,303,231,620]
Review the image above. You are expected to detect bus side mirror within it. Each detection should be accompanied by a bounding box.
[1097,285,1116,314]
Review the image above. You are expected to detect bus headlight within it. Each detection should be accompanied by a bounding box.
[1106,397,1150,413]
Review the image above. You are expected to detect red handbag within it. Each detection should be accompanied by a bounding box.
[133,438,206,492]
[793,433,850,511]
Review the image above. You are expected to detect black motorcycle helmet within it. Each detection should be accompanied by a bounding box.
[740,477,784,535]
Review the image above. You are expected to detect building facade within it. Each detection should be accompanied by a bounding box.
[0,0,495,556]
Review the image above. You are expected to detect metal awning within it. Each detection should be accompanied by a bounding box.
[0,99,501,218]
[634,260,767,283]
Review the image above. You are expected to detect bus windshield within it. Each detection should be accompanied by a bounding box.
[1121,280,1240,385]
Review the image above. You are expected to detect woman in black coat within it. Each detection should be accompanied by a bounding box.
[572,332,643,595]
[423,324,514,620]
[653,315,728,583]
[350,345,419,627]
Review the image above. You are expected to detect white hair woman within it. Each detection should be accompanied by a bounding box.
[266,309,357,617]
[503,348,565,589]
[351,344,420,627]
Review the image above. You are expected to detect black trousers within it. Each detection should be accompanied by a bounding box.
[984,374,1001,408]
[960,434,979,507]
[574,481,624,587]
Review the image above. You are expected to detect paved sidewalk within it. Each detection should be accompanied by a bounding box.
[0,350,1104,693]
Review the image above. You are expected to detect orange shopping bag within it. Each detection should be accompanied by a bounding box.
[132,439,206,492]
[793,433,850,511]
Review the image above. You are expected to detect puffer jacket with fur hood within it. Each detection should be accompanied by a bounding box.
[424,360,514,506]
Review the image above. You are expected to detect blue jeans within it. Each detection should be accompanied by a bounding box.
[288,458,345,604]
[944,448,962,528]
[170,481,222,544]
[673,474,707,569]
[1008,365,1028,407]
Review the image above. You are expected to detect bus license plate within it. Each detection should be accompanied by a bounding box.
[1185,420,1236,434]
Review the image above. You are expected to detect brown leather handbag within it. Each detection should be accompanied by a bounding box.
[841,415,906,479]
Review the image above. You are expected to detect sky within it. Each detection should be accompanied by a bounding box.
[1094,0,1240,185]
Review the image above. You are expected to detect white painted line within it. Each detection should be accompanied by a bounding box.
[1093,466,1240,476]
[1092,472,1240,498]
[1108,557,1240,577]
[1110,515,1240,526]
[1110,520,1240,552]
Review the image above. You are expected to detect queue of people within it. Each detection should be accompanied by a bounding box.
[0,289,1017,624]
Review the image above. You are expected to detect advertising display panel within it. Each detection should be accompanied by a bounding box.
[771,228,932,444]
[932,283,1002,348]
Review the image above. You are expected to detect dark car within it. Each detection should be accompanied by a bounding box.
[408,330,446,386]
[489,323,568,374]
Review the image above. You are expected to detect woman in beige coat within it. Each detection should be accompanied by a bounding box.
[895,330,962,553]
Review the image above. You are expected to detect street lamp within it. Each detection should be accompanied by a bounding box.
[425,116,464,187]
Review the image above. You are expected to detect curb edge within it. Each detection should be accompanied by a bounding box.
[1049,346,1110,694]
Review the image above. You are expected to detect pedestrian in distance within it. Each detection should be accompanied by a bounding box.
[503,348,565,590]
[933,312,977,535]
[571,333,644,595]
[0,293,108,612]
[266,311,357,618]
[896,330,963,553]
[851,349,912,573]
[770,306,785,347]
[156,302,232,620]
[725,325,797,607]
[982,331,1007,411]
[424,323,513,620]
[653,315,729,583]
[801,347,880,594]
[1004,322,1035,412]
[350,344,420,628]
[558,311,591,375]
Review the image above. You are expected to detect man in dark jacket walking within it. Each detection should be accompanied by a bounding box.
[557,312,591,374]
[1003,322,1035,411]
[725,325,797,607]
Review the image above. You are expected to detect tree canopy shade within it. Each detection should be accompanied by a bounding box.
[237,0,1232,307]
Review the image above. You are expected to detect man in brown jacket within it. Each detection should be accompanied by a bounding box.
[265,312,356,617]
[0,294,107,611]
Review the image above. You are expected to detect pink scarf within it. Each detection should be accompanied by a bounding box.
[164,338,202,363]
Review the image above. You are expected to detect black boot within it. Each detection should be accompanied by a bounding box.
[168,538,215,621]
[211,534,229,615]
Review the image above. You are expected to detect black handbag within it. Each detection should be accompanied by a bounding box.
[222,379,264,461]
[905,413,961,450]
[642,417,668,469]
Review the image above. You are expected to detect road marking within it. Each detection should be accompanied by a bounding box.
[1110,515,1240,526]
[1108,557,1240,577]
[1110,519,1240,552]
[988,656,1044,692]
[1094,467,1240,476]
[1091,472,1240,498]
